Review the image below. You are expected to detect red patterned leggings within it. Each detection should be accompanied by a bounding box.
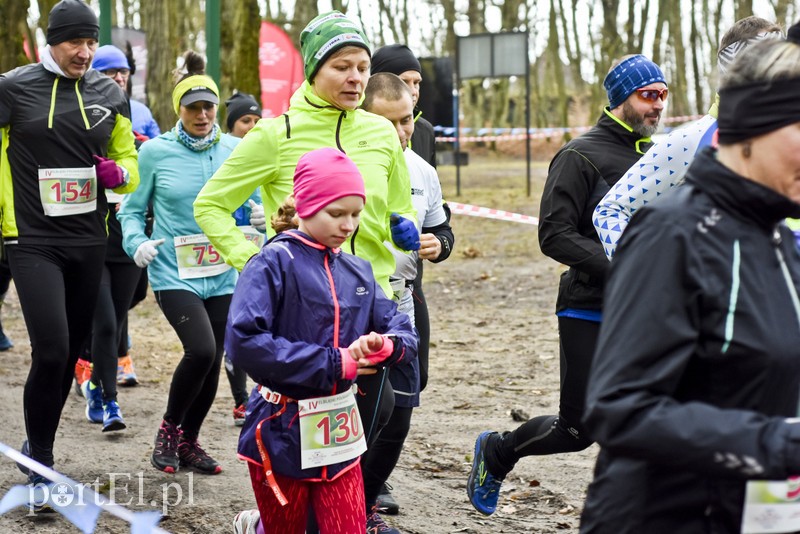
[248,462,366,534]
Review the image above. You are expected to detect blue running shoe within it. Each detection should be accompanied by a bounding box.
[0,330,13,351]
[102,400,126,432]
[81,380,104,424]
[467,431,504,516]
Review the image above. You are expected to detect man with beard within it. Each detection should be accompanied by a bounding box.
[467,54,666,516]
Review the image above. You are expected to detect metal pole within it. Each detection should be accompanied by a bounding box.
[525,31,531,197]
[454,40,461,197]
[99,0,112,46]
[206,0,221,85]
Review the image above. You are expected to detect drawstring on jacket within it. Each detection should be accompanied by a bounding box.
[48,77,90,130]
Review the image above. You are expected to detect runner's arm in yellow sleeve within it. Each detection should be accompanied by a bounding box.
[194,121,283,271]
[107,113,139,194]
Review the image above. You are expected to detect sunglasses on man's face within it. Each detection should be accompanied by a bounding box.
[636,88,669,102]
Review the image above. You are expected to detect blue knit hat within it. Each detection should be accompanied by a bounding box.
[603,55,666,109]
[92,45,129,72]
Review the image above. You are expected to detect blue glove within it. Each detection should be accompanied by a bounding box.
[233,205,249,226]
[390,213,420,251]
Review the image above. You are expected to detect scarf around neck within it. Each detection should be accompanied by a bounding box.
[175,120,220,152]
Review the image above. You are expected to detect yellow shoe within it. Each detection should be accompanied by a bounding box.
[117,355,139,387]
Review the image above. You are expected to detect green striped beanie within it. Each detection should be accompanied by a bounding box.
[300,11,371,82]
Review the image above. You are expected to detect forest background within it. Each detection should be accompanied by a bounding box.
[1,0,799,145]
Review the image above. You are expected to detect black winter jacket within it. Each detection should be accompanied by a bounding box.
[0,64,138,245]
[538,110,652,312]
[410,114,436,168]
[581,147,800,533]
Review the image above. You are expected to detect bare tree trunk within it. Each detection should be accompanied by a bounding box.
[651,0,668,67]
[0,1,31,73]
[690,1,705,115]
[37,0,60,35]
[548,0,568,128]
[224,0,261,106]
[636,0,651,53]
[557,0,584,91]
[666,1,689,117]
[331,0,350,12]
[140,1,182,132]
[287,2,318,50]
[600,0,622,67]
[734,0,754,22]
[772,0,791,26]
[467,0,487,34]
[377,0,401,44]
[440,0,458,57]
[400,0,410,44]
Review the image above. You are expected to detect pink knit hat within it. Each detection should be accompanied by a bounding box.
[293,148,366,218]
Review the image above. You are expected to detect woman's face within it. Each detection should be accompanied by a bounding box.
[180,101,217,138]
[312,47,370,111]
[230,114,260,138]
[748,123,800,203]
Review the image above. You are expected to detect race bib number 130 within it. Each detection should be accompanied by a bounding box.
[298,388,366,469]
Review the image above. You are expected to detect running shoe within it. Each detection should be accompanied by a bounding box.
[178,437,222,474]
[233,509,261,534]
[377,482,400,515]
[102,400,126,432]
[117,355,139,387]
[28,473,55,514]
[233,404,246,427]
[467,431,504,516]
[366,507,401,534]
[151,420,180,473]
[0,330,13,351]
[81,380,104,424]
[74,358,92,395]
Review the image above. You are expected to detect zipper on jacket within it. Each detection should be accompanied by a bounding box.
[721,240,741,353]
[349,225,359,256]
[774,228,800,329]
[335,111,346,152]
[282,113,291,139]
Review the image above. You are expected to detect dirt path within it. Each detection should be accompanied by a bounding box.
[0,156,596,533]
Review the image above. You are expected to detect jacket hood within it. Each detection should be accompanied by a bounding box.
[685,147,800,227]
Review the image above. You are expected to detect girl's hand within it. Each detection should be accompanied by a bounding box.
[347,331,385,360]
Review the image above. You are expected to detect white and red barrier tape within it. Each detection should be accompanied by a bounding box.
[435,114,704,143]
[449,202,539,226]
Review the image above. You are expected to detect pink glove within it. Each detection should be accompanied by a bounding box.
[340,348,358,380]
[93,155,125,189]
[362,336,395,366]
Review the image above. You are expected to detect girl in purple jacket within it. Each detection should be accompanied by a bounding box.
[226,147,416,534]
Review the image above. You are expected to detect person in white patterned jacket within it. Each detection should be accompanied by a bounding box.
[593,16,782,260]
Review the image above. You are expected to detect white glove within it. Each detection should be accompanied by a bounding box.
[249,199,266,231]
[133,238,165,268]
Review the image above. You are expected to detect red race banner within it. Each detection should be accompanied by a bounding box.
[259,21,304,118]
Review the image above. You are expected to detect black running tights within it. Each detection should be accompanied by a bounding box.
[8,243,105,466]
[154,289,230,439]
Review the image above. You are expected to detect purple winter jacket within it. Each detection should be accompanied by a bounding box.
[226,230,417,481]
